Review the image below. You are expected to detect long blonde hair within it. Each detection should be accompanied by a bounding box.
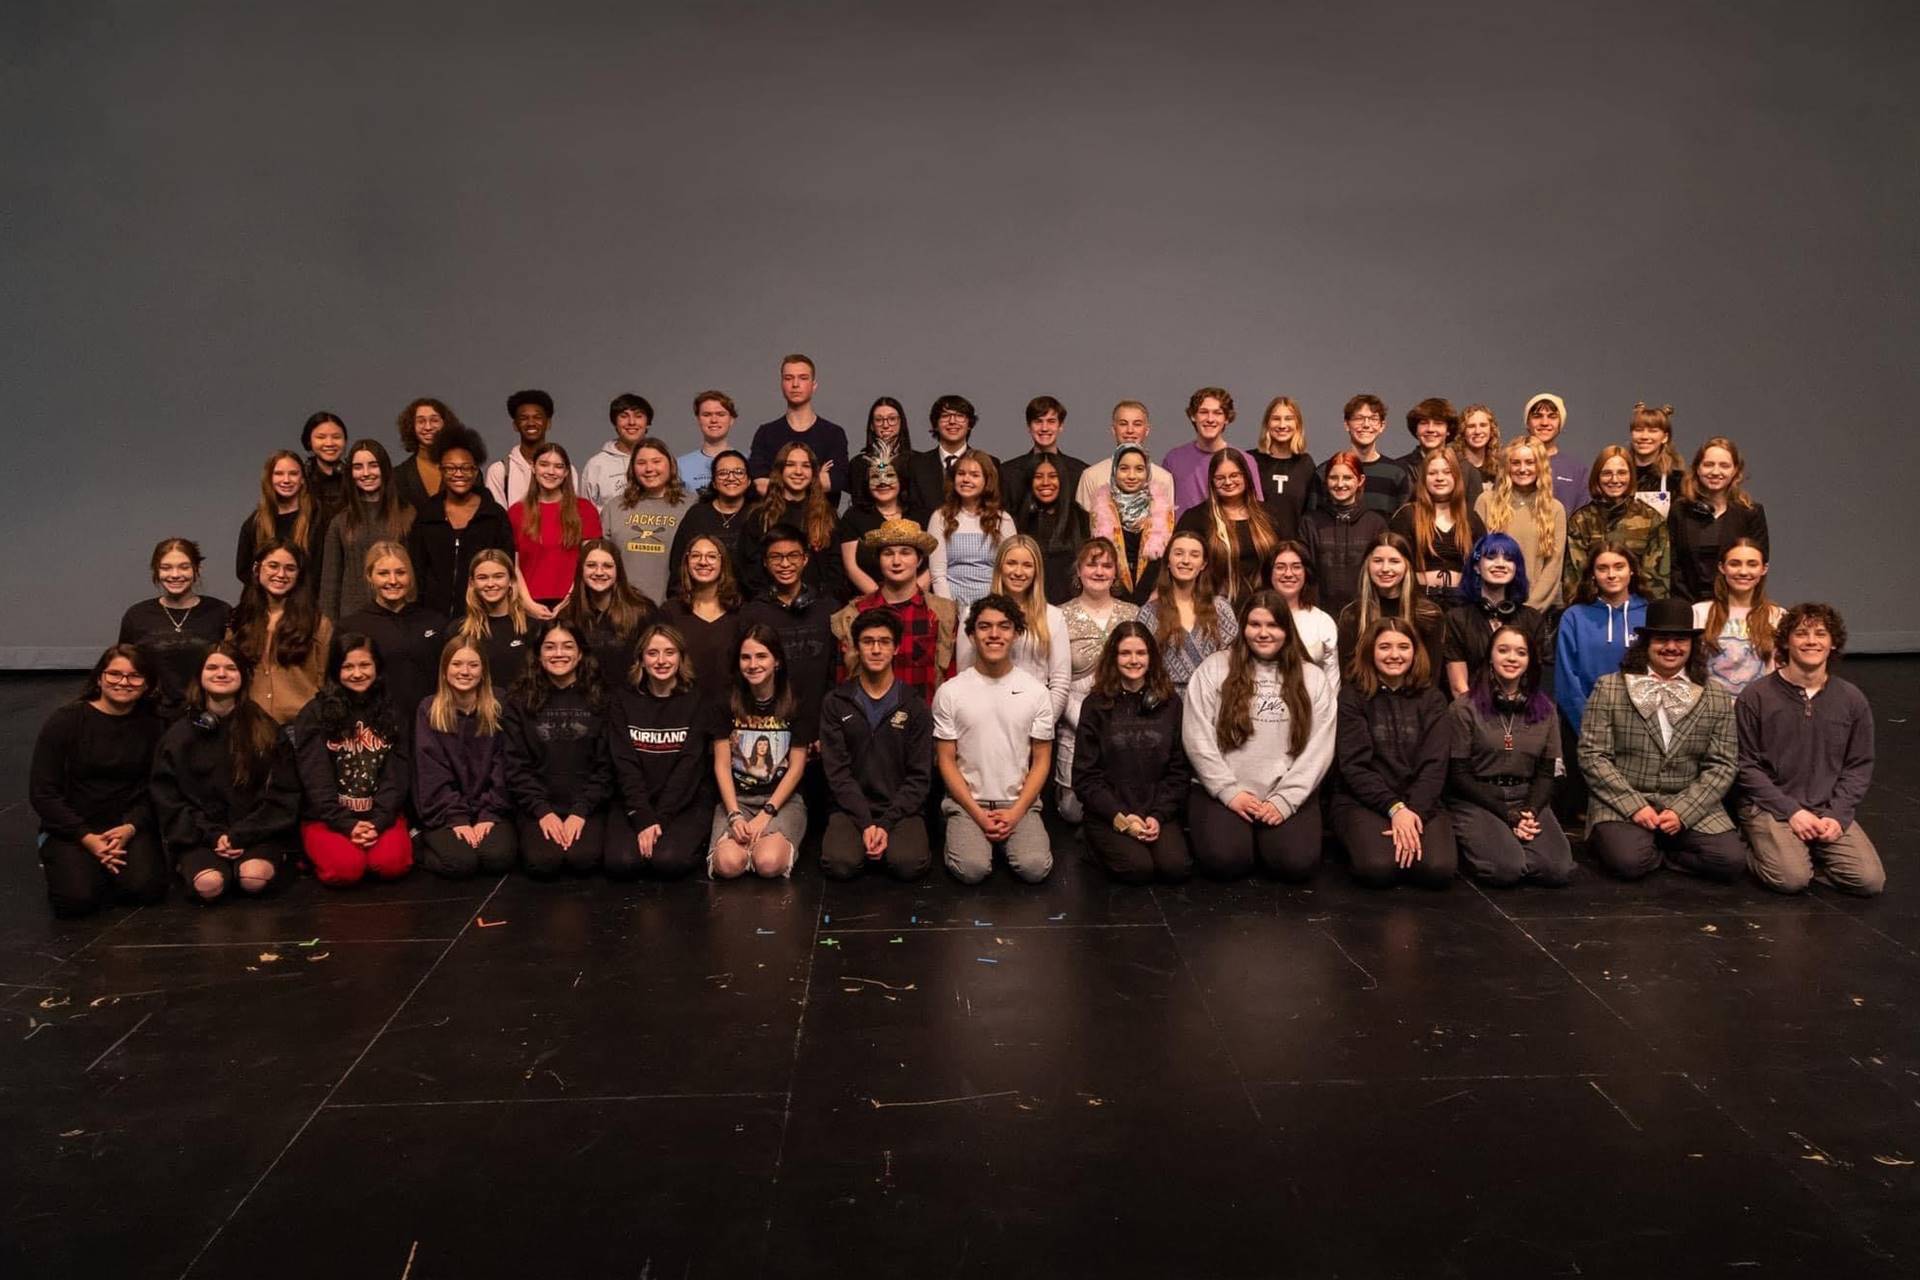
[989,534,1051,651]
[427,639,501,735]
[455,549,529,647]
[1482,437,1561,549]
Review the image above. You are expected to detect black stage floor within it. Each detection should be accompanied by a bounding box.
[4,661,1919,1279]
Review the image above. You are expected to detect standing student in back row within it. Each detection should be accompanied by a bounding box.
[748,354,849,504]
[1163,387,1265,515]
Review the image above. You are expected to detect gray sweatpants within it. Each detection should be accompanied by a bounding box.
[942,799,1052,884]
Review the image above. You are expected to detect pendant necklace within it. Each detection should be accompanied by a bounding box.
[1498,709,1517,752]
[159,599,195,634]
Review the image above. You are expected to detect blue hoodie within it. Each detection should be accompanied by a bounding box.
[1554,595,1645,733]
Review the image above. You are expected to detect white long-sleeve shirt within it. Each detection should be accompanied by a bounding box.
[1290,605,1341,692]
[1181,651,1336,817]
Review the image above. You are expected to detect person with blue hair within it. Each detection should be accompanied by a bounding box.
[1442,532,1551,699]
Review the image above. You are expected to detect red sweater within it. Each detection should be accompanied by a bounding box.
[509,498,602,601]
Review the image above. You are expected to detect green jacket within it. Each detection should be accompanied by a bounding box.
[1562,497,1670,603]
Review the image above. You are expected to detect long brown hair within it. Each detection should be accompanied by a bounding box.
[338,439,412,538]
[1215,590,1311,755]
[229,539,321,669]
[750,442,836,549]
[1701,537,1777,663]
[185,642,282,791]
[1088,619,1173,709]
[1351,531,1419,634]
[1200,449,1279,600]
[251,450,315,552]
[562,536,654,638]
[938,448,1007,545]
[1348,616,1434,694]
[1408,449,1475,572]
[1627,402,1686,480]
[518,443,586,548]
[1151,530,1226,652]
[1680,435,1756,509]
[674,534,743,610]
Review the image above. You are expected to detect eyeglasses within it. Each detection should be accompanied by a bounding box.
[766,551,808,565]
[101,671,147,685]
[1347,414,1382,425]
[939,412,970,422]
[713,470,748,481]
[441,465,478,476]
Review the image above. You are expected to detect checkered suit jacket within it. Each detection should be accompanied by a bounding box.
[1576,672,1737,834]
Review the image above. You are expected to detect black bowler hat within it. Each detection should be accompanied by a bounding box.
[1638,597,1704,636]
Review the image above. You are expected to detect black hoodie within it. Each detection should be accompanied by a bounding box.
[503,684,613,821]
[340,601,448,732]
[738,586,838,736]
[150,710,301,853]
[1335,683,1452,819]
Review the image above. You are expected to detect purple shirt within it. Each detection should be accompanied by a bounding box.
[1162,442,1265,515]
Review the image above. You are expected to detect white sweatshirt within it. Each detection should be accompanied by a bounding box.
[1181,650,1336,817]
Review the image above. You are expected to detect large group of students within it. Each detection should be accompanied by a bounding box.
[29,355,1883,917]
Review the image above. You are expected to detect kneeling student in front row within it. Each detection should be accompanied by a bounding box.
[1181,591,1335,882]
[1072,621,1193,884]
[291,632,415,886]
[605,623,715,880]
[1576,598,1744,882]
[412,640,518,879]
[932,594,1057,884]
[1736,602,1884,897]
[503,620,613,878]
[150,643,300,902]
[1333,618,1457,889]
[818,609,934,881]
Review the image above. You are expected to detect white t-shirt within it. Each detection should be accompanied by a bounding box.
[932,665,1057,804]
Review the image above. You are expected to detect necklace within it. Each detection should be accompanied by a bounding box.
[1497,709,1518,751]
[159,600,196,633]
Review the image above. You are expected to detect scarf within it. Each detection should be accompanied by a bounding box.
[1108,446,1152,530]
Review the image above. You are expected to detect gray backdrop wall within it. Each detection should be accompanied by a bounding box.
[6,0,1918,662]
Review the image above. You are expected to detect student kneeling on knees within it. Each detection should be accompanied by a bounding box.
[933,594,1057,884]
[1736,602,1884,897]
[1576,598,1745,881]
[291,633,415,885]
[1073,621,1194,883]
[151,644,300,902]
[1444,625,1572,887]
[818,609,934,881]
[1181,592,1334,881]
[502,621,614,877]
[1333,619,1458,888]
[412,640,519,879]
[708,624,809,879]
[606,624,717,880]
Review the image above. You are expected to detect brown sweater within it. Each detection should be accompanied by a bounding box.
[248,616,334,726]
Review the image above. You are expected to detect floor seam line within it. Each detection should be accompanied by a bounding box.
[175,875,506,1280]
[757,879,823,1276]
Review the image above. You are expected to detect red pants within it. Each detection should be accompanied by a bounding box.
[301,820,414,886]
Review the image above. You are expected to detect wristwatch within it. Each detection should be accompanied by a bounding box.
[764,800,781,817]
